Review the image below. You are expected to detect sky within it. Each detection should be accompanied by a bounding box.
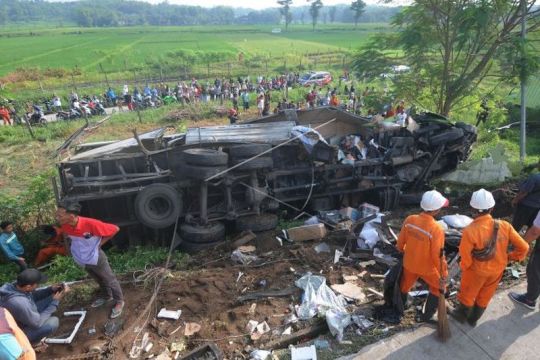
[141,0,410,11]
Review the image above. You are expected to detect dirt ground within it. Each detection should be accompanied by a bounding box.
[40,184,521,360]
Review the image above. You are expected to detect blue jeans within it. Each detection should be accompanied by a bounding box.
[23,296,59,344]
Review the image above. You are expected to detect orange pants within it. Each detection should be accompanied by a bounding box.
[457,269,503,307]
[34,246,67,266]
[400,268,441,296]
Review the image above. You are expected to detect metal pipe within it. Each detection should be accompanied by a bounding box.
[199,181,208,225]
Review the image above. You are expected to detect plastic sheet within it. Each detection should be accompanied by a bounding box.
[294,273,347,320]
[250,350,272,360]
[442,214,473,229]
[358,214,384,249]
[291,126,328,154]
[326,308,352,342]
[231,249,259,265]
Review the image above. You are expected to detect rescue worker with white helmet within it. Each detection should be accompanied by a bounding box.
[397,190,449,322]
[452,189,529,326]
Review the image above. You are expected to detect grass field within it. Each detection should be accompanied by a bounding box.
[0,24,385,76]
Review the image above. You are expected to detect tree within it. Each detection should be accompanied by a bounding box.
[329,6,337,23]
[350,0,366,28]
[277,0,293,31]
[353,0,540,116]
[307,0,323,31]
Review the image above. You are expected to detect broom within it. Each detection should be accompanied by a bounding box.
[437,249,451,342]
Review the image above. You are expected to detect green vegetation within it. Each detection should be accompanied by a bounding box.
[0,246,189,285]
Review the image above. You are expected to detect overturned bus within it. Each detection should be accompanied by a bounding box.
[55,107,476,251]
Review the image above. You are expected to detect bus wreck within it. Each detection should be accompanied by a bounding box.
[55,107,477,251]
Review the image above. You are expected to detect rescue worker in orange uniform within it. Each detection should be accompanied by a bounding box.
[33,225,67,267]
[398,190,448,322]
[453,189,529,326]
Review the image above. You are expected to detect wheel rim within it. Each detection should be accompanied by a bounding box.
[145,196,173,220]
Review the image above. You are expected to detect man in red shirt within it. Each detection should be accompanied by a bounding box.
[55,202,124,319]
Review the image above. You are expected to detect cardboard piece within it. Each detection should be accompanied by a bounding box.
[284,224,327,242]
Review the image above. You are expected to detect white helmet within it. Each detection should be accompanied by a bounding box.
[470,188,495,210]
[420,190,449,211]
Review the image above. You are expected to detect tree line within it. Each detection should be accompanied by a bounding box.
[0,0,402,27]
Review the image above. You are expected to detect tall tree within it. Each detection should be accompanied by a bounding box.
[307,0,323,31]
[353,0,540,116]
[277,0,293,31]
[350,0,366,29]
[328,6,337,23]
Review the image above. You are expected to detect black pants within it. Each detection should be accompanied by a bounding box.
[526,241,540,302]
[512,204,539,232]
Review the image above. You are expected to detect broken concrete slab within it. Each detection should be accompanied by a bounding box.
[330,283,367,302]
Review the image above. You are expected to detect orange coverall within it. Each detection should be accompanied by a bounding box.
[1,308,36,360]
[458,214,529,307]
[397,213,447,296]
[34,227,67,266]
[0,107,11,125]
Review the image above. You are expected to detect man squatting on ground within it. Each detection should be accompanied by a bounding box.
[452,189,529,326]
[510,209,540,309]
[0,269,67,344]
[397,190,449,322]
[56,201,125,319]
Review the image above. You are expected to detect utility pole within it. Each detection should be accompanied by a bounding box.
[520,0,527,162]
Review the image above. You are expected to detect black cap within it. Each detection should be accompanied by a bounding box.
[17,269,48,286]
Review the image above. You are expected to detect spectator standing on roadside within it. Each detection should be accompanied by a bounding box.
[56,202,124,319]
[106,87,117,106]
[512,172,540,232]
[510,210,540,309]
[52,95,62,112]
[0,222,27,271]
[0,104,12,126]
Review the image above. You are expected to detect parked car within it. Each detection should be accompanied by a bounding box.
[54,108,476,252]
[298,71,332,87]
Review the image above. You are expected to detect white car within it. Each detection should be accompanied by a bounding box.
[298,71,332,87]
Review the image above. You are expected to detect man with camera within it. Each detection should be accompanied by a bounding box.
[0,269,67,344]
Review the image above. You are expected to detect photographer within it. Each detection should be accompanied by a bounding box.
[0,269,67,344]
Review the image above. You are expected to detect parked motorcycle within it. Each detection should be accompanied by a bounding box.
[56,108,81,121]
[25,105,47,126]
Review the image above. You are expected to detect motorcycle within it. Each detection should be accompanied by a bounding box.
[25,105,47,126]
[56,108,81,121]
[88,98,106,116]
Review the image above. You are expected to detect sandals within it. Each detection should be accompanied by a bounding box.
[110,301,125,319]
[91,297,113,308]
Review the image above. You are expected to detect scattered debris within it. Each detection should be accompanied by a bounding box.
[231,249,259,265]
[157,308,182,320]
[330,283,367,302]
[232,231,258,248]
[184,322,201,337]
[290,344,317,360]
[250,349,272,360]
[326,308,352,342]
[314,242,331,253]
[283,224,327,242]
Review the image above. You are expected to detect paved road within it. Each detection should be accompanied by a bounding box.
[44,107,116,123]
[338,283,540,360]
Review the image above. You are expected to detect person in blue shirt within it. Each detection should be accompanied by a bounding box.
[106,87,117,106]
[0,222,27,272]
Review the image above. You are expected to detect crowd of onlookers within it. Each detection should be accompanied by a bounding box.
[0,72,411,127]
